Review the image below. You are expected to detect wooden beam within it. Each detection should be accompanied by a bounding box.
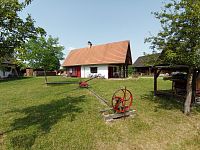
[119,65,122,78]
[154,69,157,96]
[123,65,125,78]
[148,67,151,75]
[154,69,161,96]
[125,65,128,77]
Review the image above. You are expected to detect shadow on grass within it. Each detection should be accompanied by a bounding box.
[0,77,31,83]
[6,95,86,149]
[142,91,200,113]
[141,90,184,112]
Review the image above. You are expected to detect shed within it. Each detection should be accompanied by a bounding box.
[133,53,160,75]
[153,65,200,103]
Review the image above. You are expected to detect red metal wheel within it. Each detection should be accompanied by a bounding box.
[112,88,133,113]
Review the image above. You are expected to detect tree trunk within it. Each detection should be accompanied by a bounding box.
[184,68,193,115]
[14,68,19,77]
[44,68,48,83]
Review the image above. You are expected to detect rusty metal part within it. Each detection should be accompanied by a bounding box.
[112,87,133,113]
[79,75,99,88]
[79,81,89,88]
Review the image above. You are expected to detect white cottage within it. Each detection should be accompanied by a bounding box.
[62,40,132,79]
[0,61,18,78]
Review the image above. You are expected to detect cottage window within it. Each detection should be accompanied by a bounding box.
[90,67,97,73]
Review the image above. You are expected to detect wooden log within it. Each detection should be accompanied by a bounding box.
[102,110,136,122]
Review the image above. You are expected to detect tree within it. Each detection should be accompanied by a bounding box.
[146,0,200,114]
[0,0,45,62]
[23,36,64,82]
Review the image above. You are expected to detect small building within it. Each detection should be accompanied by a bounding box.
[62,40,132,79]
[153,65,200,103]
[25,68,34,77]
[0,61,18,78]
[133,53,160,75]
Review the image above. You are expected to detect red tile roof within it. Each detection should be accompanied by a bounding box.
[62,40,132,66]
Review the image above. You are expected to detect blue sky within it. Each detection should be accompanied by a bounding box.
[20,0,168,62]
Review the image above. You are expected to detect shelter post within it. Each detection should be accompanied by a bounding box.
[123,65,125,78]
[154,68,161,96]
[192,70,197,103]
[125,65,128,77]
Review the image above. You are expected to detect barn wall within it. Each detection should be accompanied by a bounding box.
[81,65,108,79]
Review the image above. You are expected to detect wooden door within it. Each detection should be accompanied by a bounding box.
[76,66,81,77]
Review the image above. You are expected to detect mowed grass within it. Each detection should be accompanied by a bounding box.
[0,76,200,150]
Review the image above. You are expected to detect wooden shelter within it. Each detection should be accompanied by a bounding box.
[153,65,200,103]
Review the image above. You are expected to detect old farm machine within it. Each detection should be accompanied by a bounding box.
[105,87,135,120]
[111,87,133,113]
[48,75,136,121]
[78,76,136,121]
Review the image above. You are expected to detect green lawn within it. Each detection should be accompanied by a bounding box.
[0,76,200,150]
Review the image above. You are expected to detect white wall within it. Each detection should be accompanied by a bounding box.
[81,65,108,79]
[0,69,12,78]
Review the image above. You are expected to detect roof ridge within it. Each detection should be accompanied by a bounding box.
[69,40,129,51]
